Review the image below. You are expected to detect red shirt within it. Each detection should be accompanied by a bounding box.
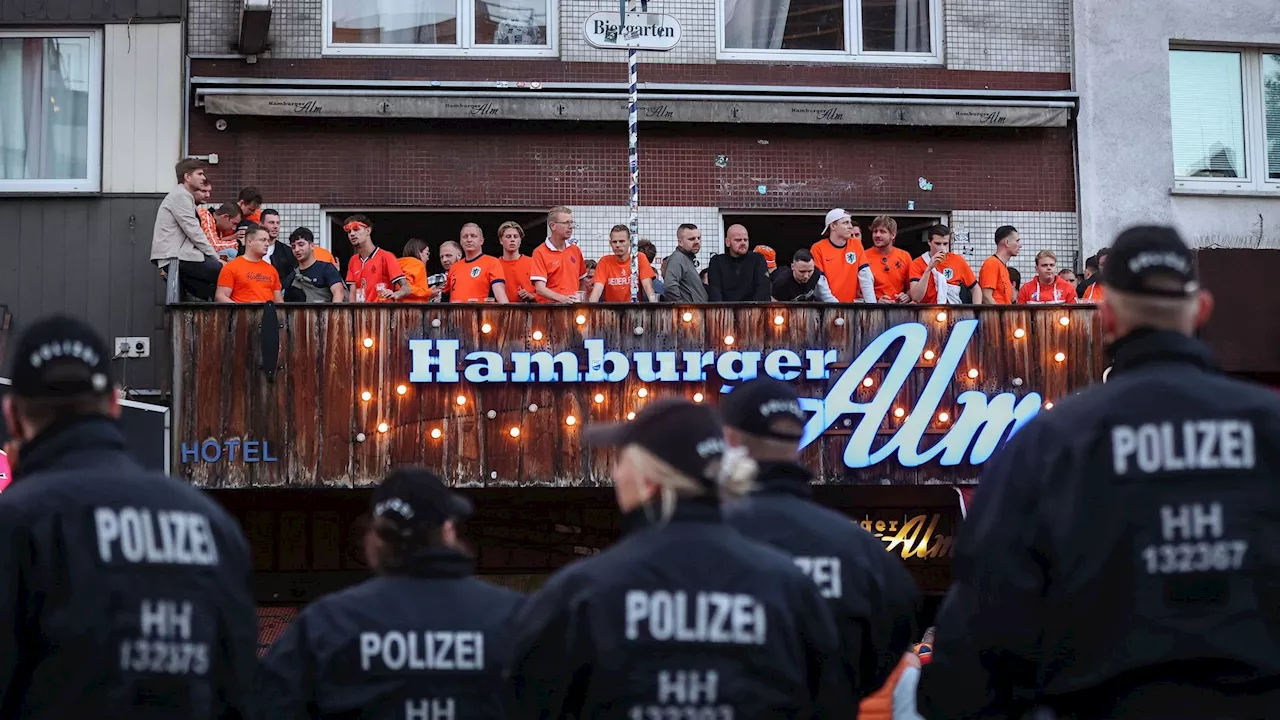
[530,240,586,302]
[1018,277,1079,305]
[345,248,405,303]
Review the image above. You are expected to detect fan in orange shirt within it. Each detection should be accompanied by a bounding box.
[215,225,283,303]
[398,238,437,302]
[589,225,659,302]
[1080,247,1109,303]
[907,225,980,304]
[237,187,263,224]
[864,216,913,303]
[810,208,876,303]
[979,224,1022,305]
[496,220,538,302]
[1017,249,1078,305]
[445,223,509,303]
[530,206,586,303]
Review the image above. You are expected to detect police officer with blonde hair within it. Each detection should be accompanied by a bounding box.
[506,398,846,718]
[920,226,1280,718]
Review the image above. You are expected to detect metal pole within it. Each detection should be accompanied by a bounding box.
[628,41,640,303]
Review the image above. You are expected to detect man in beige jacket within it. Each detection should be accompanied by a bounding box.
[150,158,224,300]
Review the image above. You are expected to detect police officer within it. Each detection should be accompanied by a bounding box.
[918,226,1280,719]
[0,316,258,718]
[506,397,846,718]
[257,468,522,719]
[719,377,920,701]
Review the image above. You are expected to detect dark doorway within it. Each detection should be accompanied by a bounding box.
[325,211,546,275]
[724,213,947,268]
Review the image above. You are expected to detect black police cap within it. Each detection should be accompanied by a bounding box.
[720,377,807,442]
[583,397,728,491]
[372,468,473,531]
[1102,225,1199,298]
[9,315,114,399]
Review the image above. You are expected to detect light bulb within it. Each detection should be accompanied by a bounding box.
[396,384,407,395]
[693,392,704,403]
[594,393,605,404]
[1013,328,1026,339]
[1059,315,1070,327]
[923,350,936,361]
[532,330,544,341]
[430,428,442,439]
[637,388,648,398]
[486,410,497,419]
[935,311,947,322]
[377,422,389,433]
[967,368,979,379]
[862,377,874,388]
[528,404,539,413]
[1044,401,1055,410]
[1054,352,1066,363]
[724,335,735,346]
[481,322,492,334]
[937,411,950,423]
[456,395,467,406]
[893,407,905,418]
[361,390,372,402]
[565,415,577,426]
[509,427,520,438]
[834,317,845,327]
[773,314,785,326]
[575,314,586,325]
[362,337,373,348]
[627,412,636,421]
[682,312,693,322]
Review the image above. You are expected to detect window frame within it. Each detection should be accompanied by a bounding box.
[1170,45,1280,196]
[322,0,559,57]
[0,28,103,194]
[714,0,942,64]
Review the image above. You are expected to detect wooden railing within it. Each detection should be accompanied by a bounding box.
[169,303,1105,489]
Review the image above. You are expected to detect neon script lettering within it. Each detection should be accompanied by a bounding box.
[408,320,1041,468]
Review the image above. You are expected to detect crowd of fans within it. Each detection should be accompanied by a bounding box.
[151,159,1108,307]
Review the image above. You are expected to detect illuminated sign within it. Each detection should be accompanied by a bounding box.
[856,513,955,561]
[180,439,279,464]
[409,320,1041,470]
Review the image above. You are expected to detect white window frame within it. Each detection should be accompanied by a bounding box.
[715,0,941,64]
[322,0,559,57]
[1171,45,1280,196]
[0,29,102,194]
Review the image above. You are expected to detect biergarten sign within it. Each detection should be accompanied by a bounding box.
[583,11,682,50]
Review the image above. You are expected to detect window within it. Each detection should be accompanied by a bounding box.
[325,0,556,56]
[0,30,101,193]
[1170,47,1280,194]
[717,0,939,63]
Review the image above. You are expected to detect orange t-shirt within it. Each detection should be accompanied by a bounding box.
[979,256,1015,305]
[809,238,868,303]
[1081,281,1105,303]
[446,254,507,303]
[313,246,340,270]
[866,247,913,300]
[530,240,586,302]
[217,256,281,303]
[345,248,405,303]
[593,253,656,302]
[397,257,434,301]
[500,255,536,301]
[909,253,977,304]
[245,209,262,224]
[1018,277,1079,305]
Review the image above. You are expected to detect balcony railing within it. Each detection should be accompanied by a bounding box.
[168,303,1104,488]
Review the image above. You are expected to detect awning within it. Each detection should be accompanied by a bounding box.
[198,90,1072,128]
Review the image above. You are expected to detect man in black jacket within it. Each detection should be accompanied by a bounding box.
[0,316,258,719]
[258,469,523,719]
[919,226,1280,719]
[707,224,770,301]
[260,209,300,290]
[771,248,838,302]
[720,378,920,701]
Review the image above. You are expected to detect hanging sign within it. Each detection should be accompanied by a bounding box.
[583,11,682,50]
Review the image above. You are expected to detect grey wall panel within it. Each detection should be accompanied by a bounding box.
[1,0,182,23]
[0,196,167,392]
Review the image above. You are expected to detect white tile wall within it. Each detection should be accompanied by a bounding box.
[267,203,327,245]
[189,0,322,57]
[561,0,717,64]
[950,210,1080,276]
[568,205,721,267]
[944,0,1072,73]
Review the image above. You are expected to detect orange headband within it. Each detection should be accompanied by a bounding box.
[344,221,369,233]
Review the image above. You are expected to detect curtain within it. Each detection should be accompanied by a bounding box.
[724,0,792,50]
[893,0,928,53]
[331,0,454,43]
[0,37,88,181]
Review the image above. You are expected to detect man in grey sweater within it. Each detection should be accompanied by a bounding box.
[661,223,708,303]
[150,158,224,300]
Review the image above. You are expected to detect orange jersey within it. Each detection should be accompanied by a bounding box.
[345,247,405,303]
[397,256,434,301]
[217,256,281,303]
[500,255,536,301]
[866,247,913,299]
[446,253,507,303]
[313,246,340,270]
[909,253,977,303]
[530,240,586,302]
[979,256,1015,305]
[1018,277,1079,305]
[809,238,868,302]
[245,209,262,224]
[593,253,656,302]
[1081,280,1105,303]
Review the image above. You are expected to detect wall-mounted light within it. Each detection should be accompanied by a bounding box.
[509,427,521,438]
[575,314,587,326]
[396,384,407,395]
[377,422,389,433]
[487,410,497,419]
[724,335,735,346]
[1054,352,1066,363]
[937,411,950,424]
[923,350,936,361]
[1044,401,1055,410]
[532,330,544,341]
[361,390,372,402]
[1059,316,1070,327]
[893,407,906,419]
[967,368,979,379]
[362,337,374,349]
[456,395,467,406]
[682,312,693,323]
[594,393,605,404]
[935,311,947,323]
[862,377,874,388]
[627,412,636,421]
[565,415,577,426]
[528,404,539,413]
[481,322,492,334]
[430,428,442,439]
[834,317,846,327]
[774,314,785,326]
[1013,328,1026,339]
[693,392,704,403]
[637,387,648,398]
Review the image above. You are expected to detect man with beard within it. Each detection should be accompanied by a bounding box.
[771,249,837,302]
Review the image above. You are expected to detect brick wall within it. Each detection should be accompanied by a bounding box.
[191,116,1076,212]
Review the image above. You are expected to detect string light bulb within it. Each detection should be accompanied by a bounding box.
[1044,401,1055,410]
[935,311,947,322]
[724,335,735,346]
[627,412,636,421]
[923,350,936,361]
[682,312,693,323]
[594,393,605,404]
[362,337,374,349]
[637,388,648,398]
[509,427,520,438]
[937,411,950,424]
[456,395,467,406]
[862,377,874,388]
[430,428,442,439]
[565,415,577,426]
[361,390,372,402]
[481,322,492,334]
[396,384,407,395]
[1054,352,1066,363]
[1013,328,1026,339]
[532,330,544,341]
[575,314,586,326]
[1059,315,1070,327]
[773,314,785,326]
[377,422,389,433]
[693,392,704,403]
[487,410,497,419]
[967,368,979,379]
[893,407,906,418]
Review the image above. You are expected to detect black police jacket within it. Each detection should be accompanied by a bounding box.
[0,416,258,720]
[918,330,1280,719]
[724,461,920,700]
[257,548,524,719]
[505,499,845,719]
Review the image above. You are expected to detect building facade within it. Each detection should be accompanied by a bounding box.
[1075,0,1280,254]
